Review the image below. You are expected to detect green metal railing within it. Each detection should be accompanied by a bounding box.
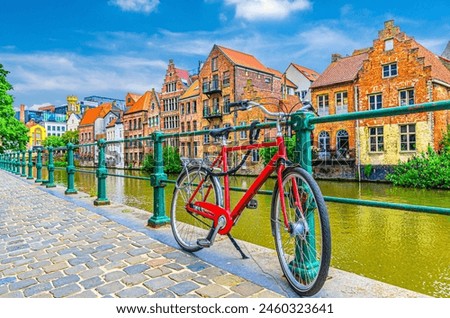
[1,100,449,228]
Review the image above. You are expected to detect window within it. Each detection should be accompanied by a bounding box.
[336,130,349,158]
[369,127,384,152]
[193,120,197,131]
[223,71,230,87]
[211,57,218,71]
[192,101,197,113]
[369,94,383,110]
[187,122,191,132]
[251,149,260,162]
[265,77,271,83]
[212,97,220,114]
[240,122,247,139]
[400,124,416,151]
[317,95,329,116]
[335,91,348,114]
[193,142,198,157]
[385,39,394,51]
[203,100,210,117]
[399,88,414,106]
[181,123,185,133]
[383,62,397,78]
[318,131,330,159]
[203,127,210,144]
[223,95,230,114]
[186,102,190,114]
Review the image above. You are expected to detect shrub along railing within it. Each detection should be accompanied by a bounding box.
[1,100,450,228]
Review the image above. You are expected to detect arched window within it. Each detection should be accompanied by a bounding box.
[318,131,330,159]
[336,130,349,158]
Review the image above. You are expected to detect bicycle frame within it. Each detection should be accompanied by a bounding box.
[185,133,303,236]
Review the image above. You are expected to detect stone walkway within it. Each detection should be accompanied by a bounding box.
[0,171,282,298]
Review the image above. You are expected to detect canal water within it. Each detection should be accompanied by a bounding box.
[47,168,449,297]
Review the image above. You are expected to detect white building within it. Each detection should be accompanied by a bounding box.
[67,113,81,132]
[106,118,124,168]
[284,63,320,102]
[43,121,67,137]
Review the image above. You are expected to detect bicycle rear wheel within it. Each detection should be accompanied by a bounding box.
[170,166,222,252]
[271,167,331,296]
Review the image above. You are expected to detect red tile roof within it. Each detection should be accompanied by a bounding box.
[413,40,450,85]
[125,91,153,114]
[311,52,368,88]
[175,68,190,82]
[79,103,112,126]
[217,45,273,74]
[291,63,320,82]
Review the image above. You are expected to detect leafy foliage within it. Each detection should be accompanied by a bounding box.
[259,136,296,165]
[61,130,79,145]
[386,140,450,189]
[0,64,28,153]
[142,146,182,174]
[42,135,65,148]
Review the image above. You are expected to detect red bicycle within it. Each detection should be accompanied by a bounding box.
[170,100,331,296]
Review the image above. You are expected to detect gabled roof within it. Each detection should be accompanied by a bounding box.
[216,45,273,75]
[413,40,450,85]
[179,80,199,100]
[311,52,368,88]
[291,63,320,82]
[125,91,153,114]
[79,103,112,126]
[127,93,142,103]
[175,68,190,82]
[282,74,297,89]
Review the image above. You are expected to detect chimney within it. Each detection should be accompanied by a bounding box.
[20,104,25,123]
[331,53,342,63]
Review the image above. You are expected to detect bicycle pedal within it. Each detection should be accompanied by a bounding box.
[246,199,258,209]
[197,238,212,248]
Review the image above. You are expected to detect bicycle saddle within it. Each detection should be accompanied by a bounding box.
[209,126,236,138]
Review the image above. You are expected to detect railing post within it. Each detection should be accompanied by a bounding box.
[14,152,20,175]
[65,143,78,194]
[27,149,34,180]
[35,148,43,183]
[148,131,170,227]
[6,153,10,172]
[94,139,110,205]
[46,146,56,188]
[290,111,320,280]
[21,150,27,177]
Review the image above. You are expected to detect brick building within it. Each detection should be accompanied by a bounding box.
[123,90,159,167]
[179,79,201,158]
[311,20,450,179]
[198,45,286,162]
[160,60,190,148]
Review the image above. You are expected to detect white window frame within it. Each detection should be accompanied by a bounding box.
[382,62,398,78]
[369,126,384,152]
[369,93,383,110]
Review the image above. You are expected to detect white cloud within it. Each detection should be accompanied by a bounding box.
[0,51,167,106]
[109,0,159,13]
[224,0,311,21]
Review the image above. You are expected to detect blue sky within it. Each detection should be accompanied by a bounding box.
[1,0,449,109]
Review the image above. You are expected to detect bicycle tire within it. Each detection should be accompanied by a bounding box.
[170,166,222,252]
[271,167,331,296]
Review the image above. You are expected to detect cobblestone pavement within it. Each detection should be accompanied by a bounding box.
[0,171,283,298]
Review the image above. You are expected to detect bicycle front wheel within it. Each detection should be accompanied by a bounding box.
[271,167,331,296]
[170,166,222,252]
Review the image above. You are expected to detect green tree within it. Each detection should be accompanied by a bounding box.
[259,136,296,165]
[61,130,79,145]
[42,135,65,148]
[0,64,28,153]
[142,146,182,174]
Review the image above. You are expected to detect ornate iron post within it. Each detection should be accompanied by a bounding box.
[290,111,320,280]
[148,131,170,227]
[94,139,110,205]
[27,149,34,179]
[35,148,43,183]
[46,146,56,188]
[14,152,20,175]
[65,143,78,194]
[21,150,27,177]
